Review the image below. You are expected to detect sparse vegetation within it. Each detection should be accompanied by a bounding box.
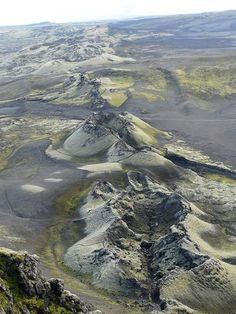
[99,69,168,106]
[99,75,133,106]
[0,117,78,171]
[206,174,236,185]
[176,66,236,98]
[101,89,128,107]
[131,69,168,102]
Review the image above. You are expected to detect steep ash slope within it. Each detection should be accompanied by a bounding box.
[63,111,167,157]
[63,111,179,179]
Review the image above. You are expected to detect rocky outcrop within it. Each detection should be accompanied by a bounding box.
[63,111,169,157]
[0,248,98,314]
[64,172,208,300]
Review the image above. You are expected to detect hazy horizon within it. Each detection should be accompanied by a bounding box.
[1,0,236,26]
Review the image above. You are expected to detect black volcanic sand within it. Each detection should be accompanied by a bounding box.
[3,97,236,168]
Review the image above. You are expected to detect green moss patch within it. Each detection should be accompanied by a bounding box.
[176,66,236,98]
[99,76,132,107]
[127,112,171,145]
[100,76,134,89]
[101,90,128,107]
[99,69,168,106]
[206,174,236,185]
[131,69,168,102]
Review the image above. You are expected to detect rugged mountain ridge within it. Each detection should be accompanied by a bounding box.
[1,11,236,313]
[59,111,236,313]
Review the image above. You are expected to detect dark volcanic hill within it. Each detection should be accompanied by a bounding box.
[110,10,236,34]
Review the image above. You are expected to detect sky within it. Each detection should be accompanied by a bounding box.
[1,0,236,26]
